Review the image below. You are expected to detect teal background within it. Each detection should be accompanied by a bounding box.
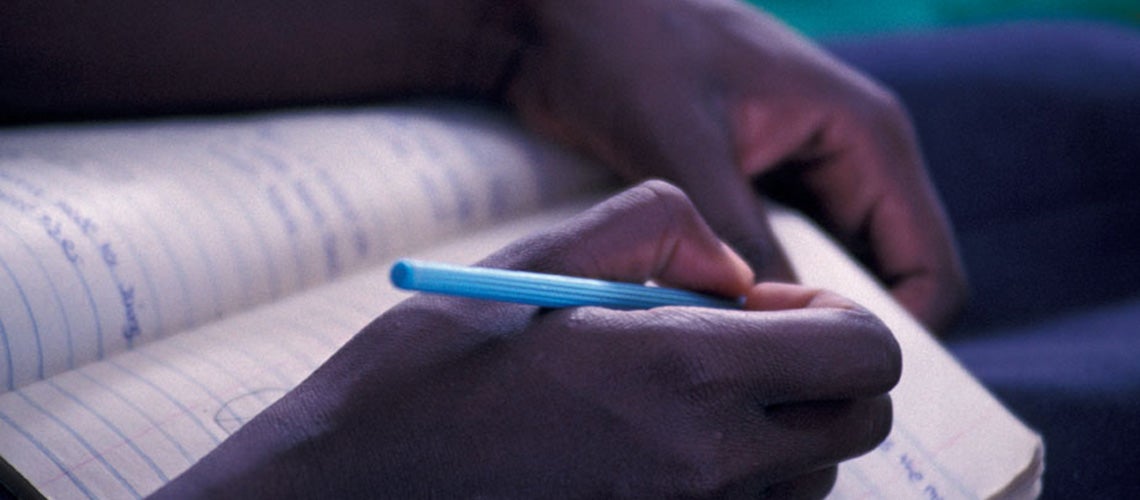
[750,0,1139,37]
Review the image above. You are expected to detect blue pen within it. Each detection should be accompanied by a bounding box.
[390,259,743,310]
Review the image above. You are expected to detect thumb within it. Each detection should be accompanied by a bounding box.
[480,180,756,299]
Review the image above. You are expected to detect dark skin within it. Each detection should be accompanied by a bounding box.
[3,0,954,495]
[152,181,901,498]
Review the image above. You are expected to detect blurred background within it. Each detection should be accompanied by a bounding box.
[749,2,1139,497]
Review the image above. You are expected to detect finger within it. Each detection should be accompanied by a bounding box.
[390,180,757,347]
[750,86,968,332]
[820,102,967,332]
[596,301,901,404]
[701,398,889,497]
[480,180,755,298]
[672,167,797,284]
[684,396,887,498]
[531,305,893,496]
[760,466,838,500]
[626,85,797,284]
[868,160,968,334]
[620,56,798,283]
[759,396,894,476]
[727,42,968,332]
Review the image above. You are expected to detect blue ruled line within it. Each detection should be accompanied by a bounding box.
[0,408,97,498]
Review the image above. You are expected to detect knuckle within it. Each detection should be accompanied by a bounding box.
[838,80,915,150]
[861,84,910,130]
[599,180,701,241]
[634,178,698,217]
[837,308,902,390]
[621,179,708,248]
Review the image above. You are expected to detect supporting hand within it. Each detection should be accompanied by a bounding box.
[507,0,968,332]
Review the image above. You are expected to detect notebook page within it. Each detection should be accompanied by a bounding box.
[771,210,1045,500]
[0,203,1042,499]
[0,202,594,499]
[0,104,612,390]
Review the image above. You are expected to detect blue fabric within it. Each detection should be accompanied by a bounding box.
[827,21,1140,332]
[950,298,1140,498]
[825,22,1140,498]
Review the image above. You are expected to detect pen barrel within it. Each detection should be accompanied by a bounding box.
[390,259,742,310]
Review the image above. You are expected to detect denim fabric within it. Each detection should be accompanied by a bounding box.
[826,22,1140,498]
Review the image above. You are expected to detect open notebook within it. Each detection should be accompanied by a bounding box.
[0,103,1042,499]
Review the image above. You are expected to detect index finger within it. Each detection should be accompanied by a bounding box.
[608,291,902,404]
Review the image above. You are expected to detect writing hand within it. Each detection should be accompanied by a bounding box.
[155,181,900,498]
[506,0,967,332]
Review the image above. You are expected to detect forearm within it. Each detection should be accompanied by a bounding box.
[1,0,528,121]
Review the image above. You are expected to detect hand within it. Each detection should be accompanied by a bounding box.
[506,0,968,332]
[2,0,965,332]
[156,181,900,498]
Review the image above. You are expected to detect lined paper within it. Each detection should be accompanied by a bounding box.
[0,204,592,499]
[0,105,612,390]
